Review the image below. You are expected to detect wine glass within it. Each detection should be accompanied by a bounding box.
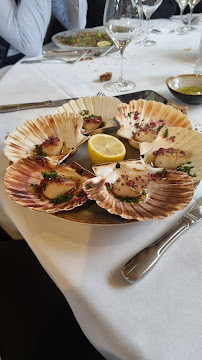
[140,0,163,46]
[174,0,188,34]
[187,0,202,31]
[103,0,141,92]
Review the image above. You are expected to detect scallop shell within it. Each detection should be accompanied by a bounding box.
[116,99,192,149]
[57,95,122,134]
[83,160,194,221]
[4,112,88,164]
[4,157,94,213]
[139,127,202,182]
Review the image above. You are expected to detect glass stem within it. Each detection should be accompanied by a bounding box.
[188,7,194,30]
[179,8,183,27]
[144,16,150,42]
[119,48,124,83]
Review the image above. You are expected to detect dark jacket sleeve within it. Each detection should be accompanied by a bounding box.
[179,2,202,14]
[86,0,178,29]
[151,0,178,19]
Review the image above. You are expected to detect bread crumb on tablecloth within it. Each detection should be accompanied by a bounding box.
[99,72,112,82]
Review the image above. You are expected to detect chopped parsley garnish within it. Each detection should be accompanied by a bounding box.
[156,168,167,175]
[80,110,89,117]
[176,164,196,177]
[50,193,72,205]
[163,128,168,138]
[41,169,59,180]
[157,125,163,132]
[99,121,106,128]
[35,145,47,157]
[115,196,140,203]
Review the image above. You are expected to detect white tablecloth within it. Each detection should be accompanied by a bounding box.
[1,16,202,360]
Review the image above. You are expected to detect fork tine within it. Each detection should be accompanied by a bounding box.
[96,91,105,96]
[72,49,89,63]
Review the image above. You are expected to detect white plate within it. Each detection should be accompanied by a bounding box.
[52,26,113,51]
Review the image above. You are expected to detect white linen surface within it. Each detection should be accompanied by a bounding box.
[0,16,202,360]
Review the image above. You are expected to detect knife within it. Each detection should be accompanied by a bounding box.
[121,196,202,283]
[0,98,78,113]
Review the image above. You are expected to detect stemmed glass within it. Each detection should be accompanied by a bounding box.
[175,0,188,34]
[187,0,202,31]
[140,0,163,46]
[103,0,141,92]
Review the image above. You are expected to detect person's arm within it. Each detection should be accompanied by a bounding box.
[151,0,177,19]
[51,0,87,30]
[0,0,51,57]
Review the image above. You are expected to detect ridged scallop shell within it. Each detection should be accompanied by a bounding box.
[139,127,202,182]
[57,95,121,134]
[4,157,94,213]
[83,160,194,221]
[4,112,88,164]
[116,99,192,149]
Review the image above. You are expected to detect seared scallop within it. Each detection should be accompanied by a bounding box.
[40,136,64,156]
[116,99,192,149]
[140,127,202,181]
[83,160,194,221]
[4,157,94,213]
[57,95,121,135]
[153,148,187,169]
[4,112,88,164]
[42,177,76,199]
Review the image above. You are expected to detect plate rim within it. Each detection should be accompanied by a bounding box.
[52,26,112,51]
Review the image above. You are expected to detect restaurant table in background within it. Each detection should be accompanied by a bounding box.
[0,15,202,360]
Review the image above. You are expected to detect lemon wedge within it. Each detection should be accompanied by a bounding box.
[97,40,111,47]
[88,134,126,164]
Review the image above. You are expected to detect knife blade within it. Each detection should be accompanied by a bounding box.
[42,50,81,57]
[121,196,202,283]
[0,98,78,113]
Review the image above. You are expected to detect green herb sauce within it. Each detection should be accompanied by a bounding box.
[178,86,202,95]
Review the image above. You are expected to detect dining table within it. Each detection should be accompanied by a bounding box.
[0,14,202,360]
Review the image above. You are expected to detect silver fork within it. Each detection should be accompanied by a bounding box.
[96,91,105,96]
[21,50,89,64]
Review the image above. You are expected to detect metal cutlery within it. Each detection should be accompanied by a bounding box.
[21,49,89,64]
[42,50,81,57]
[43,45,116,58]
[0,92,103,113]
[122,196,202,283]
[21,45,115,64]
[151,29,161,34]
[0,98,78,113]
[94,44,116,57]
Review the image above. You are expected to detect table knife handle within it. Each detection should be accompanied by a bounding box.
[0,101,54,113]
[121,216,194,283]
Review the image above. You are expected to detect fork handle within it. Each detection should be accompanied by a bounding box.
[121,216,194,283]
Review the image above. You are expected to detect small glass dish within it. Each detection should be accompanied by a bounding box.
[166,74,202,105]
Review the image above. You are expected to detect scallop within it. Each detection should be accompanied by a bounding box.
[4,112,88,164]
[57,95,122,134]
[115,99,192,149]
[83,160,194,221]
[4,157,94,213]
[140,127,202,182]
